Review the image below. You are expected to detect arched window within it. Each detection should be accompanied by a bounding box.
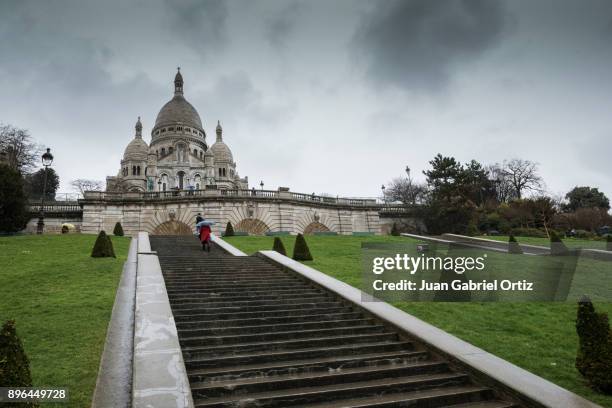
[161,147,166,155]
[193,148,197,156]
[132,165,136,175]
[169,146,173,153]
[199,150,203,158]
[218,168,222,177]
[223,168,226,177]
[137,166,141,175]
[162,183,166,191]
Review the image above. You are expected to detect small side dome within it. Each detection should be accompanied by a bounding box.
[123,117,149,161]
[211,141,233,163]
[123,138,149,161]
[210,120,233,163]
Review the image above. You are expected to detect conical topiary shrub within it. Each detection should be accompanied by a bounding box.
[550,231,569,255]
[508,234,523,254]
[576,296,612,393]
[0,320,35,407]
[272,237,287,256]
[466,222,479,237]
[91,230,115,258]
[607,235,612,252]
[113,221,124,237]
[390,223,400,236]
[292,233,313,261]
[224,222,235,237]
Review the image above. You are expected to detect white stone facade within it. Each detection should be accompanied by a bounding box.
[80,192,382,236]
[107,69,247,194]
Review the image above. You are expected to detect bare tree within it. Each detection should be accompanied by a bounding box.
[502,159,544,199]
[486,163,516,203]
[383,167,428,205]
[71,179,104,194]
[0,124,41,173]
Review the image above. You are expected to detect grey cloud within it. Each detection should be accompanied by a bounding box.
[164,0,228,55]
[264,1,303,49]
[353,0,511,92]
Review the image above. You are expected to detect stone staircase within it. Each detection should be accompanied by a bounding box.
[150,236,521,408]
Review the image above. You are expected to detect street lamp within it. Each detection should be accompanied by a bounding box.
[37,148,54,234]
[381,184,386,204]
[260,181,264,190]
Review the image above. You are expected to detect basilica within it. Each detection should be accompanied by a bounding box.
[107,69,248,192]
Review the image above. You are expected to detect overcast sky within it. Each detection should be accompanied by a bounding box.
[1,0,611,200]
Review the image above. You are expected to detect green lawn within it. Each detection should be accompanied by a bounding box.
[0,234,130,408]
[479,235,608,250]
[226,235,612,407]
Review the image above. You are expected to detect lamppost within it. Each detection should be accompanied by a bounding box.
[157,179,162,197]
[381,184,386,205]
[260,181,264,190]
[36,148,54,234]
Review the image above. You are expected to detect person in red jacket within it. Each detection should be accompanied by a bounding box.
[199,222,212,252]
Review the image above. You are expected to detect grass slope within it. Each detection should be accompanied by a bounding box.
[0,234,129,407]
[226,235,612,407]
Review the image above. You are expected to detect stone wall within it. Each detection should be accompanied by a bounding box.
[81,199,384,236]
[23,217,83,234]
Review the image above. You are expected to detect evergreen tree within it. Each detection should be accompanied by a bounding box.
[390,223,400,236]
[466,222,479,236]
[576,296,612,393]
[23,168,60,200]
[91,231,115,258]
[549,230,569,255]
[113,222,124,237]
[508,234,523,254]
[292,233,313,261]
[272,237,287,255]
[0,320,36,407]
[224,221,235,237]
[0,164,28,233]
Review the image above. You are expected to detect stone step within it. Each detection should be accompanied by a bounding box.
[175,311,365,329]
[169,295,333,309]
[150,236,518,408]
[170,301,348,316]
[178,318,375,336]
[180,325,388,347]
[445,401,518,408]
[166,283,303,294]
[173,306,356,322]
[163,272,293,281]
[293,387,510,408]
[191,360,454,399]
[168,289,326,301]
[181,332,400,356]
[165,276,301,285]
[193,377,481,408]
[164,281,305,291]
[188,349,430,383]
[183,341,416,370]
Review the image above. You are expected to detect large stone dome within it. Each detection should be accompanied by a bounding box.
[152,69,204,137]
[154,94,203,130]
